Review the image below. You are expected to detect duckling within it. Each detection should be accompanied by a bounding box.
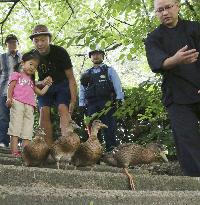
[72,120,108,167]
[102,142,168,190]
[22,127,49,167]
[50,120,80,169]
[144,143,168,164]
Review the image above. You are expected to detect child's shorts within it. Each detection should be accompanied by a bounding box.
[8,99,34,140]
[37,79,71,110]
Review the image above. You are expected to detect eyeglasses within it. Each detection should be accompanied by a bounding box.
[155,4,176,13]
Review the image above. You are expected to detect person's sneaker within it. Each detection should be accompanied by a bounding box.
[0,143,6,148]
[12,151,21,158]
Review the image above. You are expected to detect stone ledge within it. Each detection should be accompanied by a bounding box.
[1,185,200,205]
[0,164,199,191]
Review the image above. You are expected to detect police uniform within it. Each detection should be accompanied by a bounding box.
[79,64,124,151]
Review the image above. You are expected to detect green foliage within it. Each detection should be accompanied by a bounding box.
[0,0,199,56]
[114,79,175,156]
[89,201,94,205]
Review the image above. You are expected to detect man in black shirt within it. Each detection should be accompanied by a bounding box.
[30,25,77,145]
[145,0,200,176]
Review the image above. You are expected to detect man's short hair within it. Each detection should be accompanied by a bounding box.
[153,0,180,6]
[5,34,18,44]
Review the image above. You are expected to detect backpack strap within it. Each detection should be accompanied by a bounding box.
[101,64,110,82]
[0,54,9,95]
[101,64,116,97]
[2,53,9,75]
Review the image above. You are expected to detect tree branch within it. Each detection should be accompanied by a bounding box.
[184,0,198,18]
[74,43,122,57]
[105,43,122,52]
[0,0,19,24]
[141,0,153,31]
[65,0,74,14]
[53,12,73,42]
[75,53,86,57]
[81,56,86,71]
[0,0,20,45]
[38,0,41,10]
[112,17,134,27]
[92,11,123,36]
[19,0,34,19]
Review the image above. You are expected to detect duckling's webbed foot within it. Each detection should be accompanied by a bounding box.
[57,161,60,169]
[123,168,136,191]
[64,162,69,170]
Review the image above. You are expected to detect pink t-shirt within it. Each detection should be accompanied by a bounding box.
[9,72,36,107]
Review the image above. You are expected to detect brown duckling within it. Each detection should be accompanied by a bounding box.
[102,142,168,190]
[72,120,108,167]
[22,128,49,167]
[50,120,80,169]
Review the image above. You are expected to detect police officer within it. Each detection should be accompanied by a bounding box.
[79,49,124,152]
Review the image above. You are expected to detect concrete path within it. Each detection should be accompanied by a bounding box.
[0,147,199,205]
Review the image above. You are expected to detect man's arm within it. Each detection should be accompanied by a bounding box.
[108,67,124,100]
[79,84,86,107]
[65,68,77,114]
[0,56,2,75]
[145,35,169,73]
[6,80,16,108]
[78,83,87,116]
[145,35,199,72]
[35,76,53,88]
[34,85,51,96]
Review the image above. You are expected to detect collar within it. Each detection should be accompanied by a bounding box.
[93,63,105,69]
[7,50,20,58]
[161,17,182,30]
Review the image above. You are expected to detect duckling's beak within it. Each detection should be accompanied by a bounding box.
[101,124,108,129]
[159,150,168,162]
[74,124,81,129]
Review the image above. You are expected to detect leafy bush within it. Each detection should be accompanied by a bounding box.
[114,79,175,157]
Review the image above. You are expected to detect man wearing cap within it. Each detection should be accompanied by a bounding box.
[79,49,124,152]
[30,24,77,146]
[0,34,21,147]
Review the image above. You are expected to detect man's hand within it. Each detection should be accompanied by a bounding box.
[163,45,199,70]
[6,98,13,108]
[69,101,76,114]
[43,76,53,86]
[173,45,199,65]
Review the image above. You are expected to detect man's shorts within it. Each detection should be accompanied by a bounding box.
[8,99,34,140]
[37,80,71,109]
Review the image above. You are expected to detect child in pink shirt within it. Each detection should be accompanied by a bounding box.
[6,51,52,157]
